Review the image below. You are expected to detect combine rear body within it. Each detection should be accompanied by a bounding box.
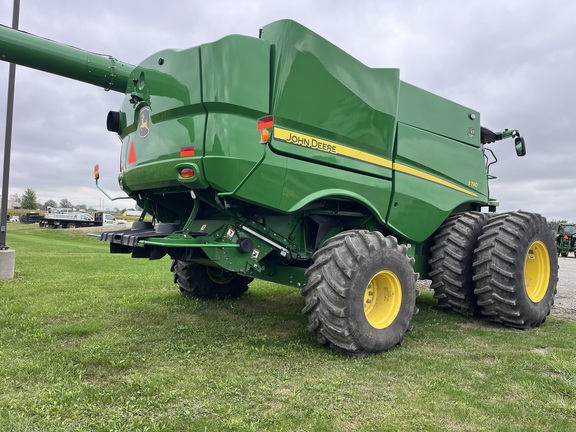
[0,20,557,355]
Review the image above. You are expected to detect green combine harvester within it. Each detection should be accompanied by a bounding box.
[0,20,558,355]
[555,223,576,257]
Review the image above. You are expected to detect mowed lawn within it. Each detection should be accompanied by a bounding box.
[1,223,574,431]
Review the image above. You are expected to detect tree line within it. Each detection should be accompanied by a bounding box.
[7,188,127,213]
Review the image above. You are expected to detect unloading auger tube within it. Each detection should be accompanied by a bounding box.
[0,24,133,92]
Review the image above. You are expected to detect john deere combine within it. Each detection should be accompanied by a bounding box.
[0,20,558,355]
[555,223,576,257]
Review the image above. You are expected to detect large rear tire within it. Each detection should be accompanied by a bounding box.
[429,212,489,316]
[171,260,252,299]
[302,230,418,356]
[472,211,557,328]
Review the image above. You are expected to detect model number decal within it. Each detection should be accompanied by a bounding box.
[467,181,479,188]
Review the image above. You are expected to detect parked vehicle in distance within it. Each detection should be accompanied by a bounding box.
[103,214,127,225]
[555,223,576,257]
[39,208,97,228]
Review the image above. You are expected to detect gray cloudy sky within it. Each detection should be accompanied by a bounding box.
[0,0,574,218]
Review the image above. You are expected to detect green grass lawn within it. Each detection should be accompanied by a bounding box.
[1,224,575,431]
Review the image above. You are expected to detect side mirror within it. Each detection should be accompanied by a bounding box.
[515,137,526,157]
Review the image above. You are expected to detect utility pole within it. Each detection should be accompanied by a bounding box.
[0,0,20,279]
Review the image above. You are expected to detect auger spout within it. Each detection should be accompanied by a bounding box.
[0,24,133,93]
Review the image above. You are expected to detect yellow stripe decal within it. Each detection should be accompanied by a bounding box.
[273,127,477,198]
[393,163,478,197]
[274,127,393,169]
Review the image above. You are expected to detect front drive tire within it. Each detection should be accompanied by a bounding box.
[472,211,558,328]
[302,230,418,356]
[171,260,252,300]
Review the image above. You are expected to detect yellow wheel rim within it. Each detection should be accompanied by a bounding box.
[363,270,402,329]
[524,241,550,303]
[206,267,235,285]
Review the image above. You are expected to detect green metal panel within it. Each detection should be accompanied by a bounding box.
[195,23,397,219]
[387,83,489,242]
[397,82,481,147]
[119,35,272,201]
[215,19,402,221]
[261,20,400,172]
[201,35,271,194]
[201,35,270,113]
[119,46,207,193]
[280,154,391,221]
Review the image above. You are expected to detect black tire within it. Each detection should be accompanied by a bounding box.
[302,230,418,356]
[171,260,252,299]
[472,211,558,328]
[561,252,568,257]
[67,222,76,229]
[429,212,489,316]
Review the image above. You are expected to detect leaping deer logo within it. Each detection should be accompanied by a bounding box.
[138,107,151,138]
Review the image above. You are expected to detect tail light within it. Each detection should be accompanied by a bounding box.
[179,168,195,178]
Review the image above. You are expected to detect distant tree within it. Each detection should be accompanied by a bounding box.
[59,198,73,209]
[21,188,39,209]
[76,204,87,211]
[44,199,57,209]
[7,193,21,209]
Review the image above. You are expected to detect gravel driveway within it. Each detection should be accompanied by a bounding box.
[555,256,576,319]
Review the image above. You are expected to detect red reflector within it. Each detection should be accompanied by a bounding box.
[257,116,274,130]
[128,141,136,164]
[180,168,195,178]
[180,146,195,157]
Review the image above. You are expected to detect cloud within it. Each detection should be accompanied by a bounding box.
[1,0,575,220]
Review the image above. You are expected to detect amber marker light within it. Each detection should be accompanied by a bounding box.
[260,129,271,143]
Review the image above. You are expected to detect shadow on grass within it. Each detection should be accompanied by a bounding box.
[103,282,484,358]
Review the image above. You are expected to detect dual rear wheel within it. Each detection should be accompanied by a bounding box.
[429,211,557,328]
